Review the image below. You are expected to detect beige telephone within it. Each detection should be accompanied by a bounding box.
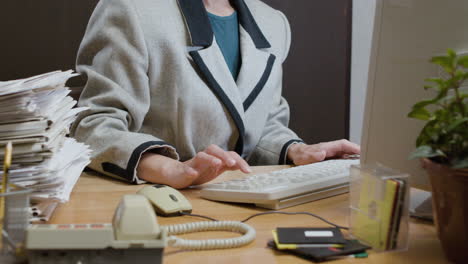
[27,187,255,255]
[25,186,255,263]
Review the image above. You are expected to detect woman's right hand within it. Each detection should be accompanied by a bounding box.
[136,144,252,189]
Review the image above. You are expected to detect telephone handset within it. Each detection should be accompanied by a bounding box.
[113,186,256,250]
[112,194,161,241]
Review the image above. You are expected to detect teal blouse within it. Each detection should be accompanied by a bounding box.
[207,11,241,80]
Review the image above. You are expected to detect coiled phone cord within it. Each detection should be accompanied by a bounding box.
[162,221,256,250]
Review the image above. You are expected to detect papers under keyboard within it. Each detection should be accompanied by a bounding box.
[200,159,360,209]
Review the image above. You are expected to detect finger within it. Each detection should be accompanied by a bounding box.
[227,151,252,173]
[191,166,227,186]
[229,151,252,173]
[191,151,223,171]
[190,151,225,182]
[205,144,236,167]
[341,140,361,154]
[190,153,225,185]
[318,140,360,157]
[332,139,360,156]
[294,150,327,165]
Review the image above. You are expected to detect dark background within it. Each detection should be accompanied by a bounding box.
[0,0,351,144]
[264,0,352,144]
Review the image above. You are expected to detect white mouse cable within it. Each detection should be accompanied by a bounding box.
[161,221,256,250]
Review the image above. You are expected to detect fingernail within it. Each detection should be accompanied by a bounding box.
[228,159,236,166]
[246,167,252,173]
[213,159,222,166]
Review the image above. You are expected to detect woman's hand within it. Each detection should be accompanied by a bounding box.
[137,144,251,189]
[287,139,360,166]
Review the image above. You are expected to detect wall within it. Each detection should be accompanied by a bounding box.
[263,0,352,144]
[0,1,98,86]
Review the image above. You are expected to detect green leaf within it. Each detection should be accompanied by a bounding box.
[416,134,429,146]
[447,118,468,131]
[416,119,439,146]
[457,55,468,68]
[436,88,450,101]
[425,77,445,86]
[452,157,468,169]
[412,99,436,109]
[425,78,451,95]
[440,94,455,103]
[430,56,453,71]
[423,85,434,90]
[447,48,456,59]
[409,146,446,160]
[408,107,431,120]
[455,70,467,82]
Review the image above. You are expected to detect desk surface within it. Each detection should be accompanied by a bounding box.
[49,166,447,264]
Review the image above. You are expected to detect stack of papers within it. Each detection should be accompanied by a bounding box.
[0,70,90,202]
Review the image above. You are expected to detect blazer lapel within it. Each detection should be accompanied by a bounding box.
[236,27,276,112]
[231,0,276,112]
[189,47,246,155]
[194,42,245,115]
[177,0,213,46]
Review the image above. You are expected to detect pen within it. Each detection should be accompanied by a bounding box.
[0,142,13,249]
[2,142,12,193]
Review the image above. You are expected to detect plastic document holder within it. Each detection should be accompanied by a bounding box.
[349,164,409,252]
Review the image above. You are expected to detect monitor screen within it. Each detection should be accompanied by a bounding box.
[360,0,468,190]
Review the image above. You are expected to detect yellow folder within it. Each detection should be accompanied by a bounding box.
[354,174,399,250]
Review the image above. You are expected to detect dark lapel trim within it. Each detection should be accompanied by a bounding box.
[279,139,304,165]
[177,0,213,46]
[177,0,270,49]
[243,54,276,111]
[190,50,245,155]
[231,0,271,49]
[102,141,176,183]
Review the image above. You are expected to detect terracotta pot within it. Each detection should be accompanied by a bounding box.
[421,159,468,264]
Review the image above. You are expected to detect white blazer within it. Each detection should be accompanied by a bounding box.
[72,0,303,183]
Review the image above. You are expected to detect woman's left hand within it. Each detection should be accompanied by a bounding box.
[287,139,360,166]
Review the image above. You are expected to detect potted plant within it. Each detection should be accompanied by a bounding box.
[408,49,468,264]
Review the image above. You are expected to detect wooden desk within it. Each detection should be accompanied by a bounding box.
[49,166,447,264]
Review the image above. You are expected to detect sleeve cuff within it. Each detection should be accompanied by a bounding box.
[101,141,179,184]
[278,139,304,165]
[133,143,179,184]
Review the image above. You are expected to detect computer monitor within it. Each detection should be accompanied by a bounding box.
[360,0,468,190]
